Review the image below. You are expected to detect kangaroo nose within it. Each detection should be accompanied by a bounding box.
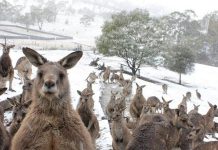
[44,81,55,89]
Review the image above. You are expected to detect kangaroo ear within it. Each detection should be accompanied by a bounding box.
[168,100,173,104]
[0,87,7,95]
[162,97,166,103]
[208,101,213,108]
[59,51,83,69]
[22,47,47,67]
[77,90,82,96]
[141,85,146,88]
[136,83,139,87]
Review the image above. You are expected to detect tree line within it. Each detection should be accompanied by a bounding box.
[96,9,218,84]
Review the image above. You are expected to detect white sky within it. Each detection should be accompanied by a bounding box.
[2,0,218,18]
[127,0,218,18]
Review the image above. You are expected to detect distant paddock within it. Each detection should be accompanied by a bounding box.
[0,39,96,51]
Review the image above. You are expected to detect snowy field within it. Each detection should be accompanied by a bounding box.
[0,48,217,149]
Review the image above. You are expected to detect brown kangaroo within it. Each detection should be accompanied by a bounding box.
[129,83,146,121]
[9,99,32,137]
[14,56,32,84]
[0,88,10,150]
[0,42,15,91]
[11,47,94,150]
[77,93,100,147]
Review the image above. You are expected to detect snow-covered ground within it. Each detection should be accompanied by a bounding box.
[0,48,217,149]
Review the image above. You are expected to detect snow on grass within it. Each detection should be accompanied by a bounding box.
[1,49,218,148]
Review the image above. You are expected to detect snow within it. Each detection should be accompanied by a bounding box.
[0,48,217,149]
[0,4,218,147]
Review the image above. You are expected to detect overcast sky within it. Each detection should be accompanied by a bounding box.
[2,0,218,18]
[127,0,218,18]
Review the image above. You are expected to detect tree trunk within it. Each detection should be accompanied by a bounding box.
[179,72,182,85]
[131,68,136,75]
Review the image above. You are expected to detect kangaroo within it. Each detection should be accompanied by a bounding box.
[162,97,175,121]
[106,91,118,122]
[188,104,200,115]
[146,96,162,113]
[14,56,32,84]
[130,83,146,121]
[127,109,192,150]
[77,92,100,148]
[110,71,119,83]
[0,79,33,111]
[196,89,201,100]
[186,91,191,101]
[0,88,10,150]
[11,47,94,150]
[103,66,111,83]
[162,84,168,94]
[86,72,98,83]
[111,97,131,150]
[203,102,217,139]
[9,100,32,137]
[77,89,94,111]
[188,127,207,150]
[0,42,15,91]
[178,95,188,113]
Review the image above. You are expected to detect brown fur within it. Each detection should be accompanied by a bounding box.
[0,105,11,150]
[106,91,118,121]
[103,66,111,83]
[188,104,200,115]
[130,83,146,121]
[9,100,32,137]
[110,71,119,83]
[162,97,176,121]
[14,56,32,84]
[77,94,100,147]
[127,109,192,150]
[86,72,98,83]
[188,127,205,149]
[146,96,162,113]
[77,89,94,111]
[11,47,94,150]
[193,141,218,150]
[203,102,217,137]
[0,43,15,91]
[111,97,131,150]
[178,95,188,113]
[21,78,34,103]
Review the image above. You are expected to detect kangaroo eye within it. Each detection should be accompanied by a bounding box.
[59,72,65,80]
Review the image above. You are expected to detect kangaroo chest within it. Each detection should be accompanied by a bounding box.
[112,121,124,141]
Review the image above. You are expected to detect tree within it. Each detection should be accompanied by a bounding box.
[159,10,202,62]
[30,6,44,30]
[164,45,195,85]
[30,1,58,30]
[80,14,94,26]
[43,0,58,22]
[96,9,163,75]
[16,13,33,32]
[201,11,218,66]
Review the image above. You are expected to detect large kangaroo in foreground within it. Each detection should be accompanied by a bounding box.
[11,47,94,150]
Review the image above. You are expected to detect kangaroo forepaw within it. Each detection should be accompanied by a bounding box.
[9,89,16,92]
